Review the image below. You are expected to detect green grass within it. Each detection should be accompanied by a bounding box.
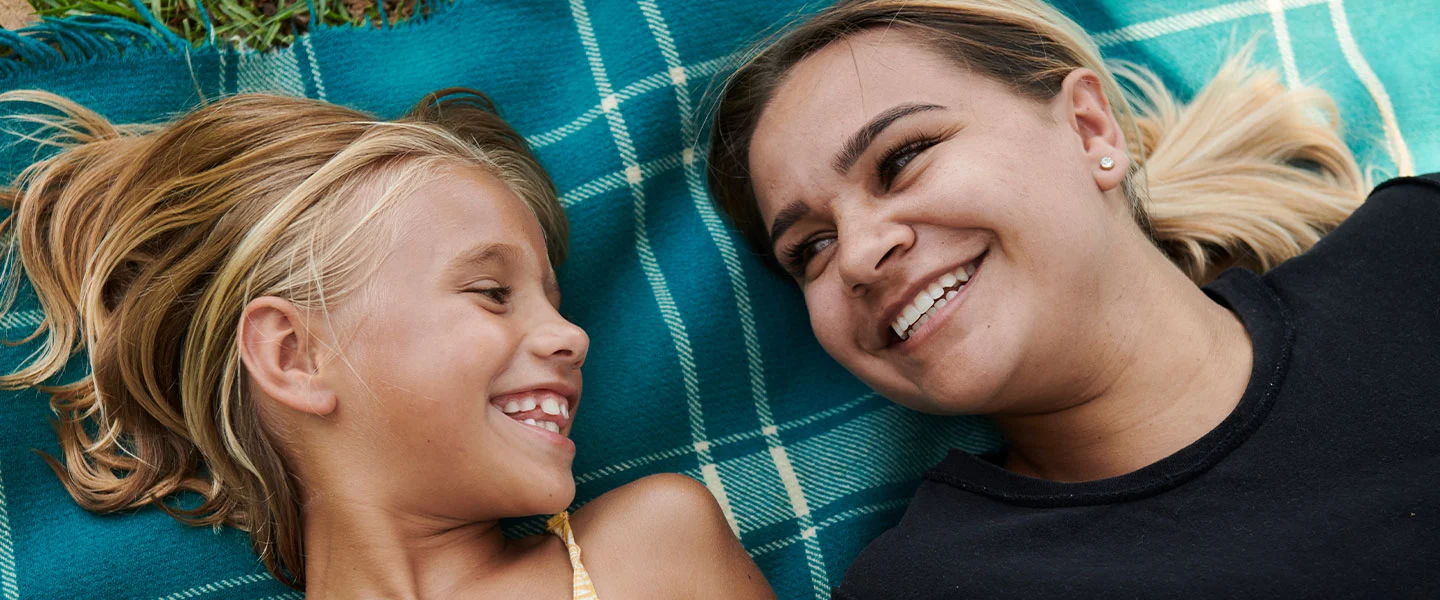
[26,0,427,51]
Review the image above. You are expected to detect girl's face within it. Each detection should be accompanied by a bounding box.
[746,30,1133,415]
[320,164,588,520]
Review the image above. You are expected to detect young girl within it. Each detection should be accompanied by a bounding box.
[709,0,1438,597]
[0,89,774,599]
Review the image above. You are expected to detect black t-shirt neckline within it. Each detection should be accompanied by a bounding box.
[923,268,1296,508]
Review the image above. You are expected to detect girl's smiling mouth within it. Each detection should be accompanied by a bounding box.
[491,388,578,451]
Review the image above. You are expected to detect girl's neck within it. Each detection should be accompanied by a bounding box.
[993,247,1254,483]
[298,495,514,600]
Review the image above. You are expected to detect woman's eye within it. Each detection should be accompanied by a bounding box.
[782,236,836,277]
[878,137,938,188]
[806,237,836,260]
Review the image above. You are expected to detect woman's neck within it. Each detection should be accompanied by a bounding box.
[993,247,1254,483]
[298,494,514,599]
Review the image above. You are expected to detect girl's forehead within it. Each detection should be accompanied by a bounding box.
[381,167,551,274]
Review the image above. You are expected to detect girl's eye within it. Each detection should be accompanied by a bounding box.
[468,286,512,305]
[877,136,939,189]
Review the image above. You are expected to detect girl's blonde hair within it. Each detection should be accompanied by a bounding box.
[708,0,1367,283]
[0,89,565,588]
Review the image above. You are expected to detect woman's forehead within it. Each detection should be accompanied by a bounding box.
[748,32,1010,211]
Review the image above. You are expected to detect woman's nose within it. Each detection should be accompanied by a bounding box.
[836,214,914,296]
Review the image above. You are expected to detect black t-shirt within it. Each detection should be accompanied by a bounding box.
[833,174,1440,599]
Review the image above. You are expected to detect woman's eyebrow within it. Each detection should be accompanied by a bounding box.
[831,102,946,174]
[768,201,812,250]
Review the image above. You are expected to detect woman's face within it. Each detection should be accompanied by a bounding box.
[747,30,1133,415]
[320,164,588,520]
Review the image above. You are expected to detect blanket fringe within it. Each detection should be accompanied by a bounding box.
[0,0,454,79]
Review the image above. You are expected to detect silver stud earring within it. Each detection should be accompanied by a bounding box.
[1099,156,1116,170]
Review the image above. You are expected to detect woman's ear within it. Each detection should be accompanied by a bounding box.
[238,296,337,417]
[1058,68,1128,192]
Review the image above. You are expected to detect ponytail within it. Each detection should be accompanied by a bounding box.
[1120,52,1367,283]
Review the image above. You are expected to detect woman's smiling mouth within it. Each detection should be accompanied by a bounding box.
[885,251,986,349]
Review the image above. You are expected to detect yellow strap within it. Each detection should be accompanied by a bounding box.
[546,511,601,600]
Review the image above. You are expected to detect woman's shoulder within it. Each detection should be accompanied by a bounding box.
[1335,172,1440,250]
[1370,172,1440,199]
[1328,172,1439,250]
[567,474,773,600]
[1265,173,1440,294]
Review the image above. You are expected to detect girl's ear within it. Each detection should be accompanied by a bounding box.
[238,296,337,417]
[1057,68,1128,192]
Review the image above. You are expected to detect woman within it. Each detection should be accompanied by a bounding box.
[0,89,774,599]
[709,0,1439,597]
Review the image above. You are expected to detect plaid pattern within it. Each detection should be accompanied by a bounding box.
[0,0,1433,598]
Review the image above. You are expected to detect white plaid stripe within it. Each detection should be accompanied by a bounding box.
[633,0,832,594]
[153,574,273,600]
[530,51,743,149]
[1267,0,1302,87]
[566,0,740,531]
[574,392,880,486]
[750,498,909,559]
[1326,0,1413,176]
[235,48,306,97]
[1090,0,1327,47]
[0,460,17,600]
[301,36,328,101]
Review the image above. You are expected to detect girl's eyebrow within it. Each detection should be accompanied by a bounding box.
[444,242,521,277]
[831,102,946,174]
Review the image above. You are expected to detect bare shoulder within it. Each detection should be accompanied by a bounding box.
[569,474,774,600]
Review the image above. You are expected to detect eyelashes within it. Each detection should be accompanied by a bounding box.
[468,285,512,305]
[780,235,832,276]
[877,133,941,189]
[778,133,942,277]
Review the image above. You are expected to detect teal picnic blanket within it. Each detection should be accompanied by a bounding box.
[0,0,1433,598]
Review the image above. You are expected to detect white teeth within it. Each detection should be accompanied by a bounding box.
[542,421,560,433]
[912,290,935,313]
[560,403,570,420]
[541,398,561,416]
[520,398,537,411]
[891,259,982,341]
[523,418,537,426]
[503,401,521,414]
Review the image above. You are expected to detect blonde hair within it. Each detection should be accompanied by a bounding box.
[707,0,1367,283]
[0,89,565,588]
